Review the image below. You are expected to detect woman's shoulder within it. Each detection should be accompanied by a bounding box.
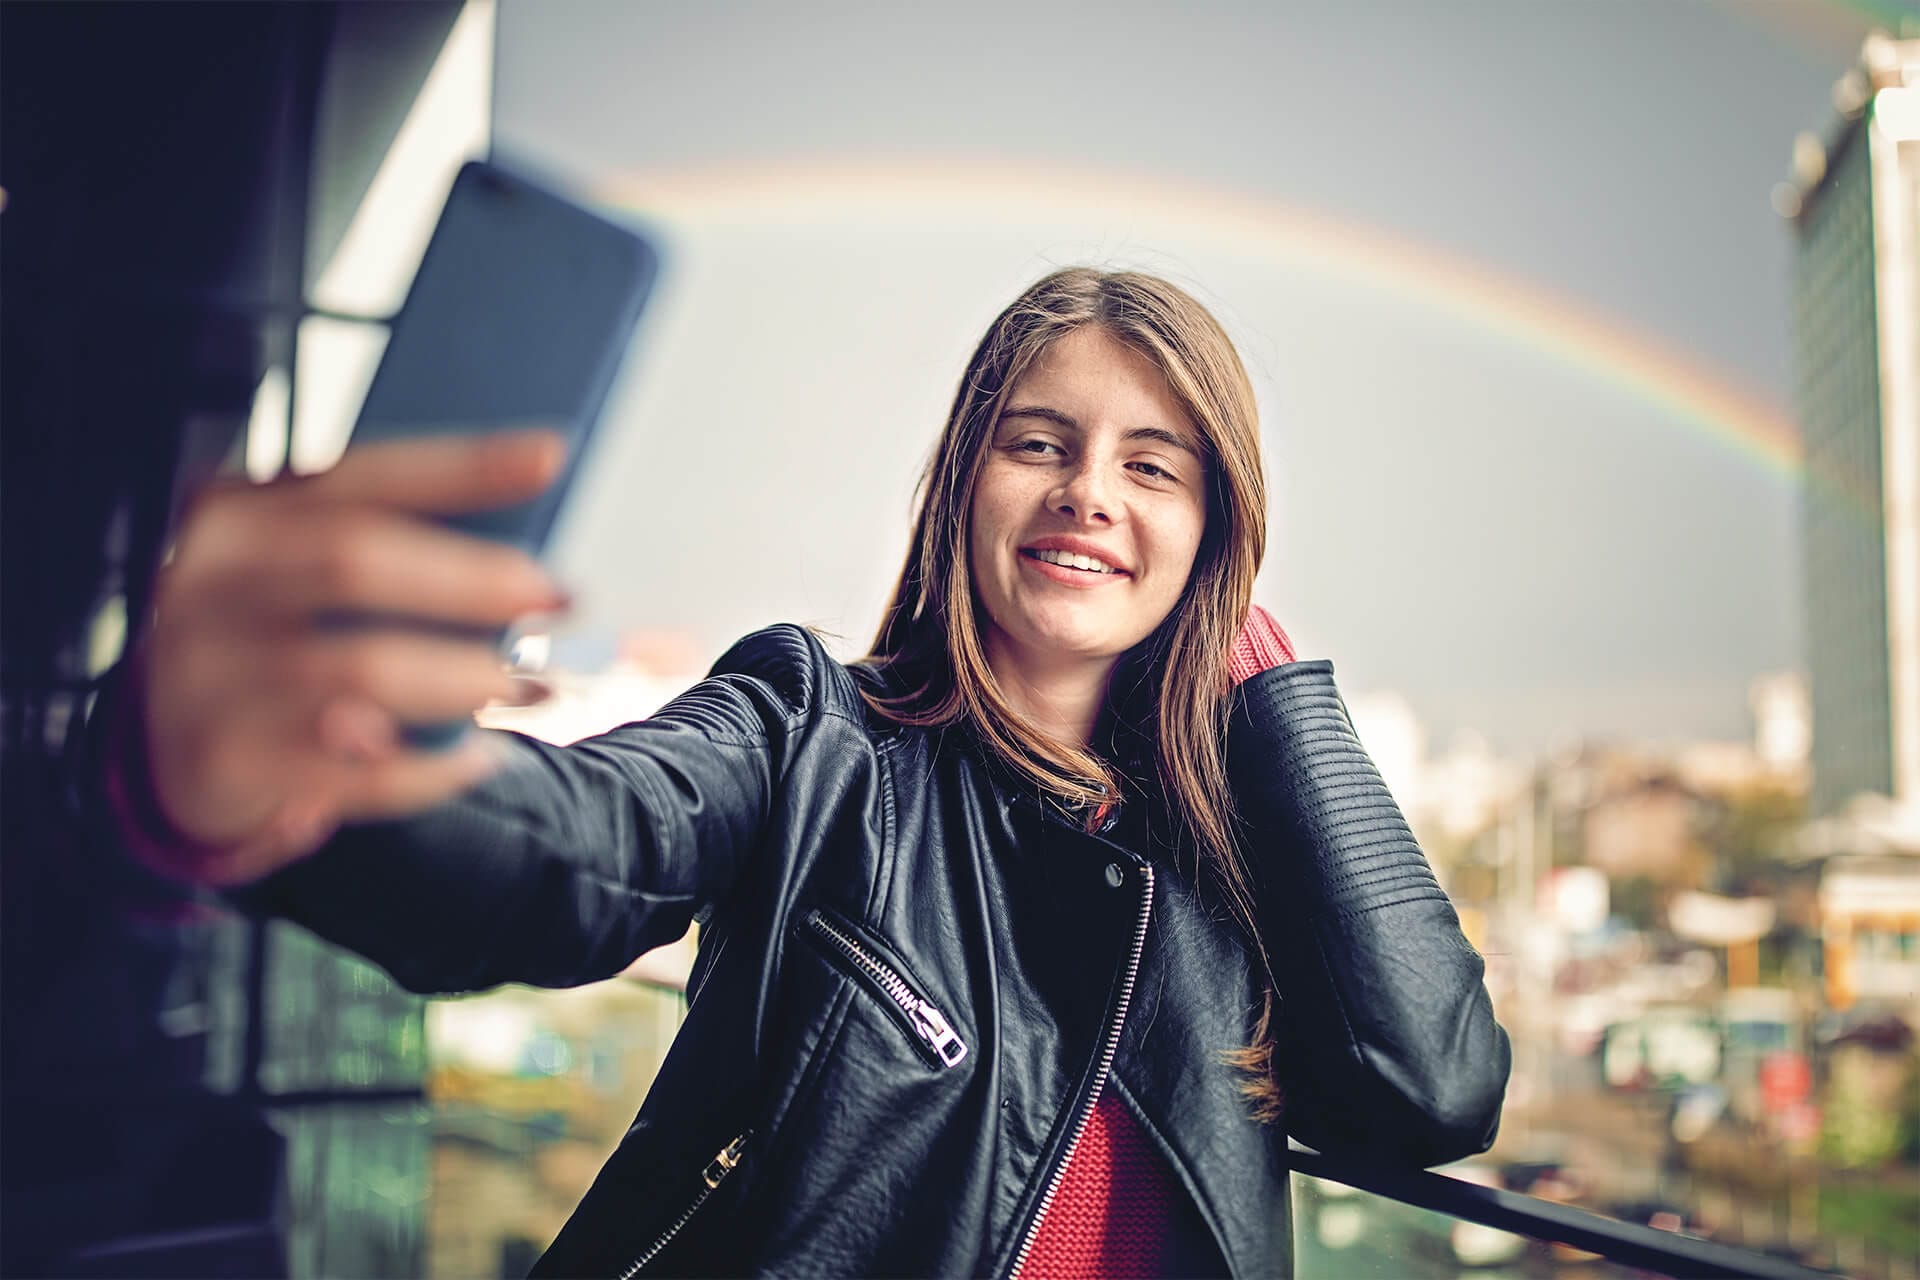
[705,625,960,765]
[705,624,877,729]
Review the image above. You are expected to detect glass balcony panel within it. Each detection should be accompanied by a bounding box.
[269,1101,430,1279]
[1294,1174,1660,1279]
[424,977,688,1278]
[260,921,427,1095]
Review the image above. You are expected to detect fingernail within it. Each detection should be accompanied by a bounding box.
[518,595,573,633]
[516,428,568,477]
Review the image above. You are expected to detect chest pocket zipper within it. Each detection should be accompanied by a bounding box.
[801,908,969,1068]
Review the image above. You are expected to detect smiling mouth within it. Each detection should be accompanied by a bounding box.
[1022,548,1125,575]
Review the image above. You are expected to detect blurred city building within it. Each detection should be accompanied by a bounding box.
[1672,671,1812,795]
[1751,671,1814,778]
[479,628,703,746]
[1420,729,1529,845]
[1818,850,1920,1009]
[1779,28,1920,1062]
[1783,33,1920,819]
[1578,768,1714,886]
[1347,692,1532,856]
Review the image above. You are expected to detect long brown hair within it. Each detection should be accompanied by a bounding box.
[860,267,1284,1119]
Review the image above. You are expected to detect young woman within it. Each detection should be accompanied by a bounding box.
[108,268,1510,1277]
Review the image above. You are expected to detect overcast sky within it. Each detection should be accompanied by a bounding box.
[493,0,1888,755]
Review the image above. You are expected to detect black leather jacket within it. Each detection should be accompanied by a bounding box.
[234,624,1510,1277]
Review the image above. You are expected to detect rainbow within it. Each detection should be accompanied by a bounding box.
[594,156,1868,517]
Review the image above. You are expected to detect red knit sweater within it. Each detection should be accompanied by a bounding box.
[1021,1091,1181,1279]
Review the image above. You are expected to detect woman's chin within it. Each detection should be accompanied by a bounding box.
[1013,623,1133,668]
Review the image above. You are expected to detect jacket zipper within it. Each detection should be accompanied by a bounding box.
[1005,862,1155,1279]
[804,909,969,1067]
[614,1130,750,1279]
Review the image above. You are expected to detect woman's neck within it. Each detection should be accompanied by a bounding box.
[984,634,1117,750]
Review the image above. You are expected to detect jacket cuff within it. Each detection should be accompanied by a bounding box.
[95,656,226,881]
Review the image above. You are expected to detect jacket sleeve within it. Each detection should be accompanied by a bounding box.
[225,624,825,995]
[1227,659,1511,1167]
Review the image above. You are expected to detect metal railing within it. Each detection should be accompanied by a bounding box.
[1287,1145,1839,1280]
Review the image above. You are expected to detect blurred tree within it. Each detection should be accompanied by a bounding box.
[1612,874,1659,931]
[1703,782,1805,894]
[1820,1042,1914,1169]
[1902,1049,1920,1166]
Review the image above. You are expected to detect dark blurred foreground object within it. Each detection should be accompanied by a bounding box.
[7,1096,286,1279]
[1,3,465,1273]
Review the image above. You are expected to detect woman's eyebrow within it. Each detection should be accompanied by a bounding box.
[998,404,1077,429]
[1124,425,1200,457]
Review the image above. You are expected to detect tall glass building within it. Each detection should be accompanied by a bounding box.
[1786,35,1920,818]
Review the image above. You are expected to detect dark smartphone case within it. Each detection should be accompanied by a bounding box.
[344,159,661,746]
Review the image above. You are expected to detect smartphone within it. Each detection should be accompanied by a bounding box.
[345,159,661,745]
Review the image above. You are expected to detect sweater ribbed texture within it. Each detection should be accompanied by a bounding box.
[1020,1092,1180,1279]
[1227,606,1296,685]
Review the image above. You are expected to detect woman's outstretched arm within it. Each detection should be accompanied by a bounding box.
[1226,608,1511,1167]
[211,626,826,993]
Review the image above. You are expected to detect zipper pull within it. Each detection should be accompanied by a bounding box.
[909,999,969,1067]
[702,1132,749,1189]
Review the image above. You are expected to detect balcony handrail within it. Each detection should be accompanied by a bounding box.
[1286,1144,1836,1280]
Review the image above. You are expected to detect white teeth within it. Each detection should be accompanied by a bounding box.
[1030,548,1117,574]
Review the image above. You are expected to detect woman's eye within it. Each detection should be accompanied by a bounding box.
[1014,439,1060,456]
[1130,461,1172,480]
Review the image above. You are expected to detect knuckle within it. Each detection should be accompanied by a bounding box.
[281,641,328,690]
[315,527,378,598]
[434,645,499,704]
[333,641,388,698]
[170,487,251,572]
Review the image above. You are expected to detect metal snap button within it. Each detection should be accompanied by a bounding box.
[1103,862,1125,889]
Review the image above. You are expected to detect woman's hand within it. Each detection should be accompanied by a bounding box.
[130,430,570,885]
[1226,604,1296,685]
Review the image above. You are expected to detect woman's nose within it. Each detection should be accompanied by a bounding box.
[1050,461,1114,525]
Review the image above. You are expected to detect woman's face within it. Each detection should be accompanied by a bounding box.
[968,325,1209,682]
